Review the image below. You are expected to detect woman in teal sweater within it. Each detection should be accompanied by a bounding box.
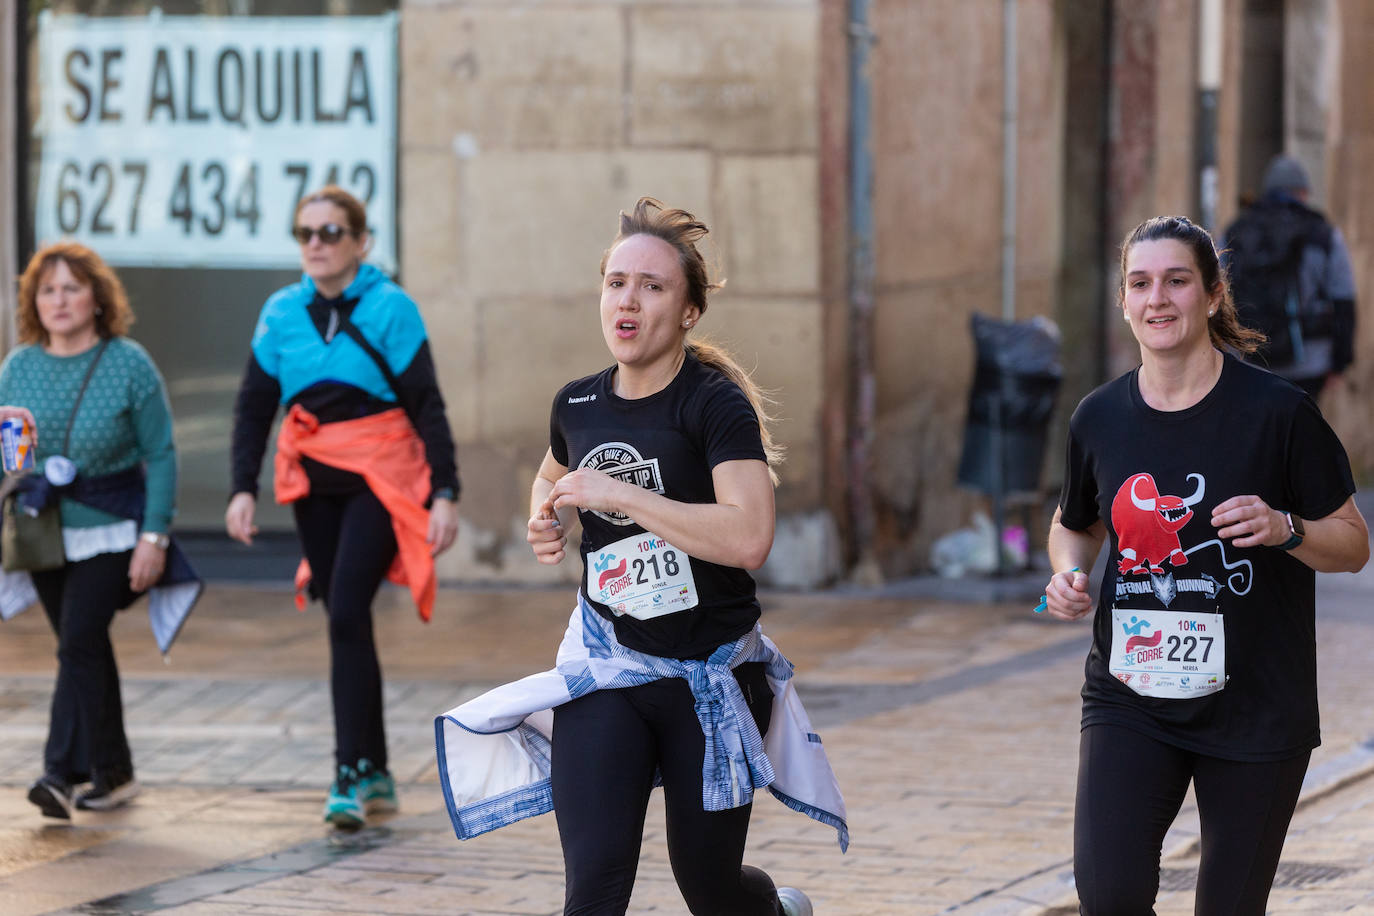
[0,242,177,819]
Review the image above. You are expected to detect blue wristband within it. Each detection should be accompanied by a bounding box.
[1034,566,1081,614]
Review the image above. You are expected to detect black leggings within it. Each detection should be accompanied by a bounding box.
[32,550,138,785]
[1074,723,1310,916]
[552,662,782,916]
[293,488,398,771]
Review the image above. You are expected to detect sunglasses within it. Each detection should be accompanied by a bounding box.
[291,223,355,245]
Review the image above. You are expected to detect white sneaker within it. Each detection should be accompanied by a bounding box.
[777,886,813,916]
[75,774,140,811]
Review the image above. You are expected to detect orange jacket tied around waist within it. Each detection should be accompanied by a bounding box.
[274,403,436,621]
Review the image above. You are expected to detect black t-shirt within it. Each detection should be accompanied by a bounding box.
[1059,354,1355,760]
[550,353,768,659]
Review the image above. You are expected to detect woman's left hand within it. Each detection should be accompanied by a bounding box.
[128,539,167,592]
[549,469,628,516]
[1211,495,1286,548]
[428,497,460,557]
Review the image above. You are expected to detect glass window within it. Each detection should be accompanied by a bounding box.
[22,0,398,532]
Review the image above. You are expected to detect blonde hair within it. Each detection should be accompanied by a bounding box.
[294,185,368,236]
[603,197,785,483]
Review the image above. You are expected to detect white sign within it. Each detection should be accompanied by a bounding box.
[34,12,397,272]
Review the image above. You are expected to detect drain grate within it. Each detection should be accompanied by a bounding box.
[1158,861,1355,892]
[1272,861,1357,888]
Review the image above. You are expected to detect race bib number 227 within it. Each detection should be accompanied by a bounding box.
[1109,607,1227,699]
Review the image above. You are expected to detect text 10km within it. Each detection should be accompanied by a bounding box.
[1175,619,1207,632]
[52,158,377,238]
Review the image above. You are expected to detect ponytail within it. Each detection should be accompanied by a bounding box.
[687,339,785,486]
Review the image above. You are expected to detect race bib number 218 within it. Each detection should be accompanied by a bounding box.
[587,532,698,621]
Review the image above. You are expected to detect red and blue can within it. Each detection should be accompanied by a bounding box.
[2,416,37,473]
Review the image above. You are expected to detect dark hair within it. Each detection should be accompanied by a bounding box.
[1119,215,1265,356]
[17,242,133,345]
[294,185,368,236]
[602,197,784,482]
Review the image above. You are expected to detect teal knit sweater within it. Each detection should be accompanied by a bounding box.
[0,338,176,533]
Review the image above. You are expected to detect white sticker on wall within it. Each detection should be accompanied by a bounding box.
[33,12,398,273]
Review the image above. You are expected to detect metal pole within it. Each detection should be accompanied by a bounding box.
[1001,0,1018,323]
[994,0,1018,574]
[846,0,877,577]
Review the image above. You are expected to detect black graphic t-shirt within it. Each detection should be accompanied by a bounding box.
[550,353,768,659]
[1059,354,1355,760]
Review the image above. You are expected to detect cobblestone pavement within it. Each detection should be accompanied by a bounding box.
[1,561,1373,915]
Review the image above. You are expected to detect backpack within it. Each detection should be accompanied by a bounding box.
[1223,198,1332,365]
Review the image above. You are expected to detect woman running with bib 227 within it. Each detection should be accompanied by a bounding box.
[1044,215,1368,914]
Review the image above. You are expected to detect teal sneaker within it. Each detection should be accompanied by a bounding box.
[357,759,398,815]
[322,764,364,829]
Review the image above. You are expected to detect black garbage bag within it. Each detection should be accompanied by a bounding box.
[957,313,1062,495]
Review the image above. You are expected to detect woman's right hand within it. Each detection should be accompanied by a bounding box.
[0,406,37,446]
[225,491,259,545]
[1042,568,1093,621]
[527,499,566,565]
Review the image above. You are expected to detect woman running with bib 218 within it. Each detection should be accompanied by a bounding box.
[526,198,824,915]
[1044,215,1368,914]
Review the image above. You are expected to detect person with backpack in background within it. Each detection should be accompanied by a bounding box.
[1222,154,1357,398]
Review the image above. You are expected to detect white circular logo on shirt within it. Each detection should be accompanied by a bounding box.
[579,441,664,525]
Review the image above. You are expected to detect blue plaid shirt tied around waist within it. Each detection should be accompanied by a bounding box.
[434,596,849,851]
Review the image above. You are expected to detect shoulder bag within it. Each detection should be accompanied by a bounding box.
[2,341,108,572]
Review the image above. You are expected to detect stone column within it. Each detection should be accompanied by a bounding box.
[1103,0,1160,378]
[1285,0,1337,204]
[1,0,17,351]
[1055,0,1112,446]
[1320,0,1374,473]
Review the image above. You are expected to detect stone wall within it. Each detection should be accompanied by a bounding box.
[1321,0,1374,478]
[859,0,1065,574]
[397,0,830,585]
[8,0,1367,583]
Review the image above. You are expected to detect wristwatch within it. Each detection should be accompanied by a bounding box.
[1278,512,1305,551]
[140,531,170,550]
[432,487,457,502]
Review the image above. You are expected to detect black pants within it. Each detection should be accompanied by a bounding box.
[552,661,782,916]
[32,550,138,785]
[1074,723,1310,916]
[293,488,398,771]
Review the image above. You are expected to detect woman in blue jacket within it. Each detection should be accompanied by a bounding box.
[226,186,460,828]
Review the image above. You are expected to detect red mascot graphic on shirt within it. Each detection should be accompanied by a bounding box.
[1111,472,1205,575]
